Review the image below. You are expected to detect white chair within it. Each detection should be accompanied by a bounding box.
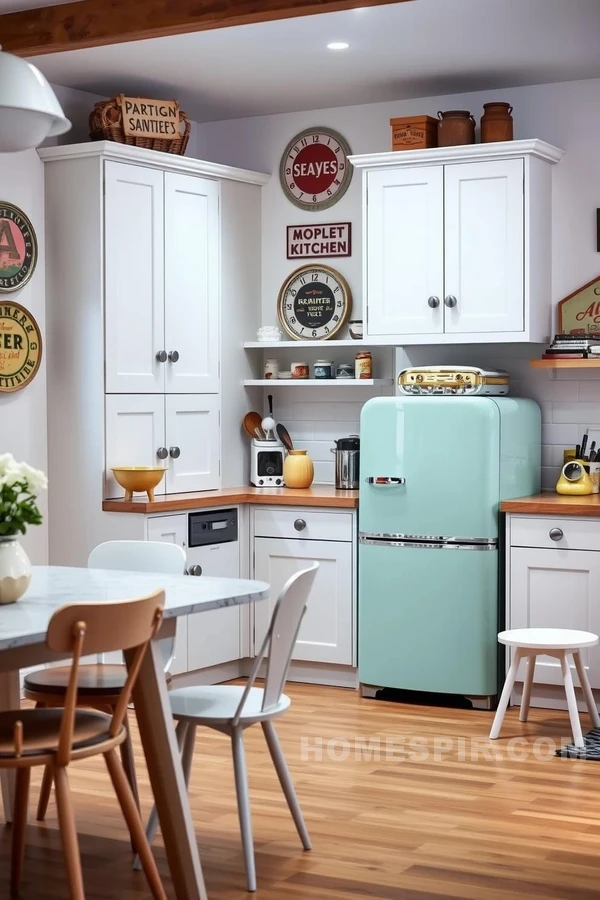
[490,628,600,749]
[24,540,186,820]
[135,561,319,892]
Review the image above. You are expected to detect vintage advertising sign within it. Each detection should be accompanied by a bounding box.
[119,95,181,140]
[287,222,351,259]
[0,301,42,393]
[0,203,37,293]
[558,275,600,334]
[280,127,353,212]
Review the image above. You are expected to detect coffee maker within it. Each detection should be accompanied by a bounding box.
[251,438,285,487]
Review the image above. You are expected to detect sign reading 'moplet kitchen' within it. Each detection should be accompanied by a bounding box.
[120,96,181,139]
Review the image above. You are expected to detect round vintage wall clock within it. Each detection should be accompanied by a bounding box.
[0,300,42,392]
[279,127,353,211]
[0,203,37,293]
[277,264,352,341]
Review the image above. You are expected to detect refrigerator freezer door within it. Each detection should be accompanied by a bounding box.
[358,541,498,695]
[360,396,500,540]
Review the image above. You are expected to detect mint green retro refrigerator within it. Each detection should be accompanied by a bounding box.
[358,396,540,701]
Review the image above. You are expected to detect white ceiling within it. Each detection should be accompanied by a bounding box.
[8,0,600,122]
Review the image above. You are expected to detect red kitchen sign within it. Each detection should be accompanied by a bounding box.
[286,222,351,259]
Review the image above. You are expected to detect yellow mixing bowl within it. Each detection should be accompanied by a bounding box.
[111,466,166,502]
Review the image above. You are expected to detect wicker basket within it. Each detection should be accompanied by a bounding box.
[89,96,191,155]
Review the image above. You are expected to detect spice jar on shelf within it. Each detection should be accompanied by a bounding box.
[264,358,279,380]
[355,351,372,380]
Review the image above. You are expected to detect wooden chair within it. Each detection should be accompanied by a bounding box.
[24,540,186,822]
[135,562,319,892]
[0,590,168,899]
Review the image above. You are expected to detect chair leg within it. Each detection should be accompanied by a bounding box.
[490,647,523,739]
[119,714,140,812]
[561,652,585,749]
[54,766,85,900]
[261,720,311,850]
[519,655,536,723]
[104,749,167,900]
[573,651,600,729]
[10,766,31,895]
[36,764,54,821]
[231,726,257,892]
[133,720,190,872]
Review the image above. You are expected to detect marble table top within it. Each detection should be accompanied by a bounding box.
[0,566,270,651]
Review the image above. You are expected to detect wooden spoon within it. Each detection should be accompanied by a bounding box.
[276,423,294,451]
[243,412,265,440]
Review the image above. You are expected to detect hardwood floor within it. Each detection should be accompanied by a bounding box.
[2,683,600,899]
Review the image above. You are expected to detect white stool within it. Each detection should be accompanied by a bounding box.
[490,628,600,749]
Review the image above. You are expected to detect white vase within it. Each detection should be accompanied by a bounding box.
[0,536,31,605]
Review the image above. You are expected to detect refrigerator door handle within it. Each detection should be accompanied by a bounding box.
[365,476,406,485]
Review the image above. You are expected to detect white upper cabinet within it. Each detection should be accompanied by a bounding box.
[164,173,220,394]
[366,166,444,336]
[351,140,563,344]
[165,394,220,493]
[105,162,165,393]
[444,158,524,334]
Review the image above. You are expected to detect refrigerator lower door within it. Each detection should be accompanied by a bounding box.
[359,541,498,696]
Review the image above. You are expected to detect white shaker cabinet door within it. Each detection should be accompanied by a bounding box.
[164,173,220,394]
[146,514,189,675]
[104,394,166,499]
[104,162,165,393]
[444,158,524,335]
[366,166,444,337]
[187,540,241,671]
[165,394,220,493]
[510,547,600,689]
[253,537,353,665]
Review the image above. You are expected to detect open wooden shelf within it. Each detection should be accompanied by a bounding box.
[530,359,600,369]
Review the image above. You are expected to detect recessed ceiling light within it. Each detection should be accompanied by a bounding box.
[327,42,349,50]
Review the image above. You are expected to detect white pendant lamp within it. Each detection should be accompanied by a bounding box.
[0,47,71,152]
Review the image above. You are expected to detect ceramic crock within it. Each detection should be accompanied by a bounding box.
[283,450,314,489]
[480,102,514,143]
[437,109,476,146]
[0,536,32,604]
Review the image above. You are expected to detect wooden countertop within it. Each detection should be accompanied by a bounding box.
[501,493,600,516]
[103,485,359,514]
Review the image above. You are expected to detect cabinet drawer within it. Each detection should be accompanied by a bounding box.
[253,507,353,542]
[510,516,600,552]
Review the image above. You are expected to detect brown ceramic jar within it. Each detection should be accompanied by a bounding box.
[437,110,476,147]
[480,102,514,143]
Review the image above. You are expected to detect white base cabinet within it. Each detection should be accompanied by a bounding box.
[507,515,600,694]
[252,507,356,666]
[147,511,241,675]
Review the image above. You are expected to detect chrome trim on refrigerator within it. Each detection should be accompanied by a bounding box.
[359,537,497,551]
[365,477,405,485]
[359,532,498,545]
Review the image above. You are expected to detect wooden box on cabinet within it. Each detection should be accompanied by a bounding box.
[349,140,563,345]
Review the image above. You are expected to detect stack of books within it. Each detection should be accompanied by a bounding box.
[542,334,600,359]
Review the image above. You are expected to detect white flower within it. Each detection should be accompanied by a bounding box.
[19,462,47,494]
[0,453,16,477]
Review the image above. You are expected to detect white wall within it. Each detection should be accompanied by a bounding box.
[200,78,600,486]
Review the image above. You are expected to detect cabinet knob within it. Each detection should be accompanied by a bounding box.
[294,518,307,532]
[169,446,181,459]
[156,447,168,460]
[168,350,180,363]
[549,527,564,541]
[444,295,458,309]
[188,564,203,576]
[428,296,440,309]
[156,350,167,363]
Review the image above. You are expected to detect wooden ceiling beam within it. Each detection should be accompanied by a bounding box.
[0,0,415,58]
